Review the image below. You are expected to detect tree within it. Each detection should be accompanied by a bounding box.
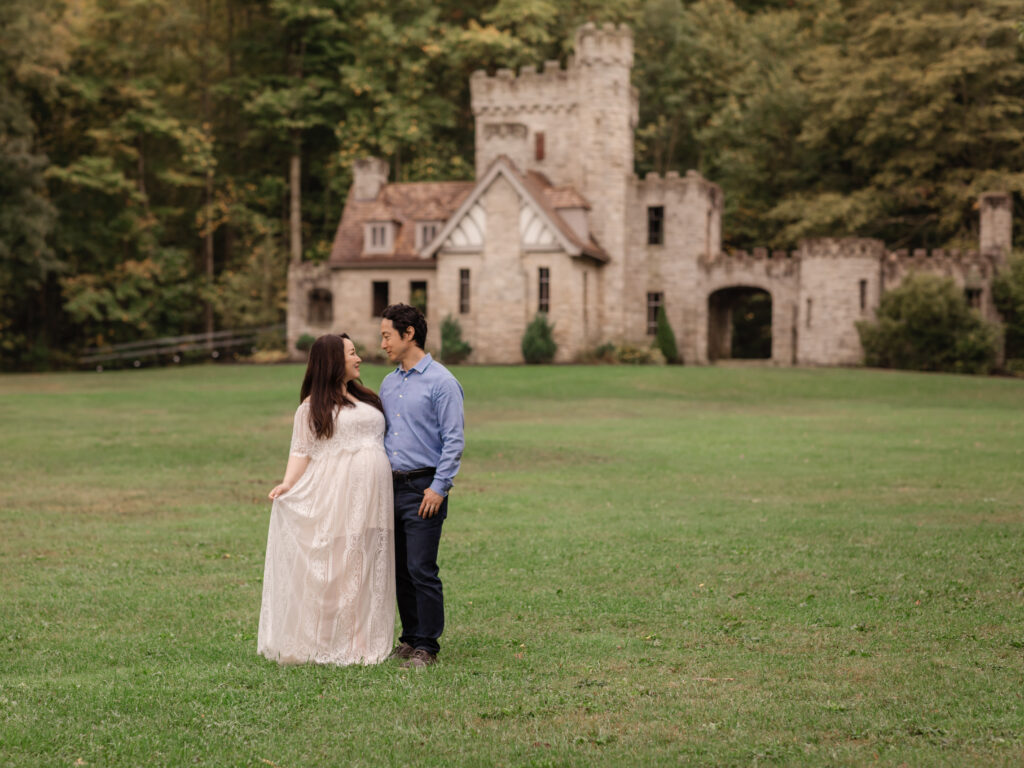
[0,0,66,368]
[771,0,1024,250]
[856,273,1000,374]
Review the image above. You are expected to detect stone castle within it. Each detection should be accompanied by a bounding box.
[287,23,1012,365]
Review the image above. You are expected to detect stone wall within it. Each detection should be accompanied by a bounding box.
[796,239,883,366]
[331,266,438,355]
[697,249,800,365]
[627,170,722,361]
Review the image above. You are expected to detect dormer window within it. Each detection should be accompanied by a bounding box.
[415,221,442,251]
[365,221,395,254]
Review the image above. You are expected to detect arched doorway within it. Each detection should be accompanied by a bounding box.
[707,287,772,361]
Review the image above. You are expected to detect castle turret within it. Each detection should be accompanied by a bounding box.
[574,23,636,339]
[979,191,1012,260]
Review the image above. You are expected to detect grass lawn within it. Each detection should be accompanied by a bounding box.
[1,362,1022,767]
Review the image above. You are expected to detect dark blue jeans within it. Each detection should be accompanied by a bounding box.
[394,473,447,656]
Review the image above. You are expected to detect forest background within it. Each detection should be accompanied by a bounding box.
[2,0,1023,370]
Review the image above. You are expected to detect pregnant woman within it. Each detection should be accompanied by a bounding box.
[258,333,395,665]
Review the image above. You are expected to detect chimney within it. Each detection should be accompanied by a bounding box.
[352,157,389,201]
[979,191,1012,259]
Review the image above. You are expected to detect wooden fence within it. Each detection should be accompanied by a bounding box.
[79,324,286,368]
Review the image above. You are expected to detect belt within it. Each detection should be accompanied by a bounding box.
[392,467,436,481]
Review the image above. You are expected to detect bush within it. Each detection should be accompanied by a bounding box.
[655,305,682,364]
[521,313,557,364]
[993,251,1024,361]
[295,333,316,353]
[576,342,665,365]
[856,273,1000,374]
[440,315,472,364]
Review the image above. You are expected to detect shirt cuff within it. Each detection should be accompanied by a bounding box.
[429,479,450,497]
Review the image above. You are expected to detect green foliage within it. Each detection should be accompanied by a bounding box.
[440,314,472,364]
[857,273,1000,374]
[993,251,1024,363]
[769,0,1024,249]
[5,0,1024,370]
[295,332,315,352]
[654,305,682,363]
[521,312,557,363]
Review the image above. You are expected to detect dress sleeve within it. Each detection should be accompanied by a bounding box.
[289,403,316,458]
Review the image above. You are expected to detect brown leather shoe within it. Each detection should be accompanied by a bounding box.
[388,642,415,660]
[399,649,438,669]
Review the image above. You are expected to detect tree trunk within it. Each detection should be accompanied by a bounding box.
[290,140,302,264]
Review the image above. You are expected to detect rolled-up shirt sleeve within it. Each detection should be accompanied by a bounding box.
[429,377,464,496]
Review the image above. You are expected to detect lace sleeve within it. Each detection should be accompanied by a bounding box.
[289,403,316,458]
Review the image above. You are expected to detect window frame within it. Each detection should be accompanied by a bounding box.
[372,281,389,317]
[459,269,470,314]
[647,206,665,246]
[646,292,663,336]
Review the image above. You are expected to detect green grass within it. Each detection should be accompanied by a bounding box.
[1,363,1023,767]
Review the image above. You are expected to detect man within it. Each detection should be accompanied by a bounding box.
[379,303,465,669]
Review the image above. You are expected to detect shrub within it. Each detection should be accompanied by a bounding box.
[856,273,1000,374]
[655,305,682,364]
[993,250,1024,364]
[295,333,316,353]
[521,313,557,364]
[440,315,472,364]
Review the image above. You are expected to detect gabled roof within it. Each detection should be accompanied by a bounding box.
[329,180,474,266]
[422,156,609,263]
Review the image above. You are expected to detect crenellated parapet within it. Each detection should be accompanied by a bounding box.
[882,246,999,286]
[470,62,576,117]
[699,247,800,281]
[797,237,886,259]
[574,22,634,68]
[634,168,722,204]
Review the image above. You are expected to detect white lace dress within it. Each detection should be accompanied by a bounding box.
[257,400,395,665]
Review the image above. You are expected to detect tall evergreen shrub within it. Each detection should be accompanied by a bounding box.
[655,305,682,364]
[521,313,557,364]
[440,315,472,364]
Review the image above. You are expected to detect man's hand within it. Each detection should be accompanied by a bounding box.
[418,488,445,518]
[268,483,291,500]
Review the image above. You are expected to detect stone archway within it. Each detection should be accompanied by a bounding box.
[707,287,772,361]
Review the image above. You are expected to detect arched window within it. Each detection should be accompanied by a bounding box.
[308,288,333,325]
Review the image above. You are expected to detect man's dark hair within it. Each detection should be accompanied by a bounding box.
[382,303,427,349]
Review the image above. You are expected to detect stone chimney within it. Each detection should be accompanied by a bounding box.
[979,191,1012,259]
[352,157,389,201]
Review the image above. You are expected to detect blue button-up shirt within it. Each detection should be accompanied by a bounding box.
[380,354,465,497]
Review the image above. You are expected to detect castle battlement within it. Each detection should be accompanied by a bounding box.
[797,238,886,259]
[574,22,633,67]
[470,65,576,116]
[634,168,721,198]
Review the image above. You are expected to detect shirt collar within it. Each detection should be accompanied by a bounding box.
[396,352,433,375]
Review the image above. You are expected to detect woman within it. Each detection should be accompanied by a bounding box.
[257,334,395,665]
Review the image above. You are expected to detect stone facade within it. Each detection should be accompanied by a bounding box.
[287,22,1013,366]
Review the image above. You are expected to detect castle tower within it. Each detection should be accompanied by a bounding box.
[796,238,885,366]
[979,191,1012,260]
[573,23,636,340]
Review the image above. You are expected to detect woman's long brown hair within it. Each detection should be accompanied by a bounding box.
[299,334,384,440]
